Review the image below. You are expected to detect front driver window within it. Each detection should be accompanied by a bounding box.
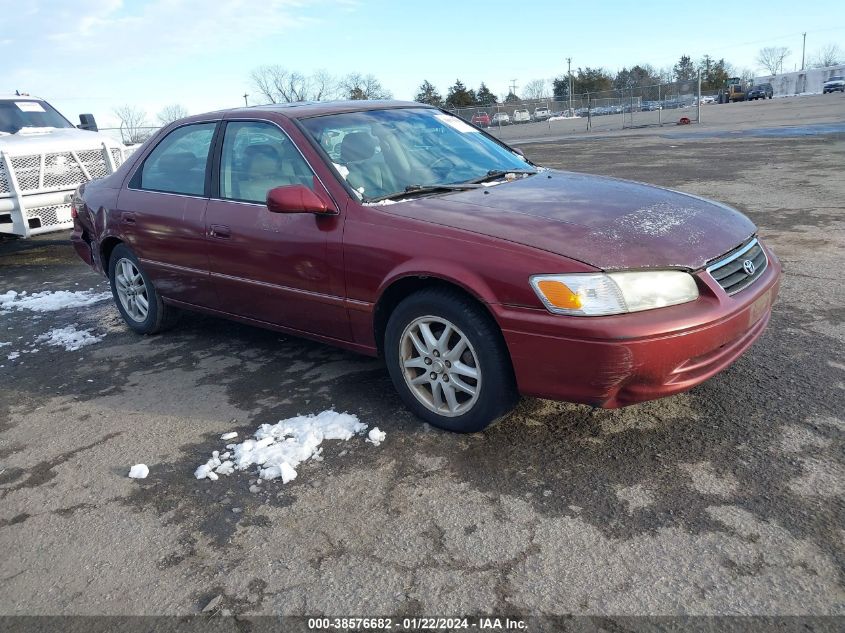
[220,121,315,204]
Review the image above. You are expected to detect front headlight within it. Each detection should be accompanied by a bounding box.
[530,271,699,316]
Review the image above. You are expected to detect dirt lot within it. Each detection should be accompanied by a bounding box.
[1,96,843,622]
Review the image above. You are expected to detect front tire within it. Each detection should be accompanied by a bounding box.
[108,243,177,334]
[384,288,518,433]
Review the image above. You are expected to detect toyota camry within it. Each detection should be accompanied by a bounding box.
[71,101,780,432]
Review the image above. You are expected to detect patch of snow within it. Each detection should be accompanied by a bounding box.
[0,342,9,347]
[195,410,377,484]
[7,351,20,360]
[367,427,386,446]
[363,198,402,206]
[128,464,149,479]
[0,289,111,314]
[35,326,103,351]
[220,431,238,440]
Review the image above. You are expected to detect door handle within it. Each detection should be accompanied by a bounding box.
[209,224,231,239]
[122,212,136,224]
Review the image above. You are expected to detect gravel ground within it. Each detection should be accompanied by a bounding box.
[0,96,843,621]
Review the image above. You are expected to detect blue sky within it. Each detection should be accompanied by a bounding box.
[2,0,843,128]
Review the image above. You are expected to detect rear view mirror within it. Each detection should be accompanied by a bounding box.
[78,114,98,131]
[266,185,334,214]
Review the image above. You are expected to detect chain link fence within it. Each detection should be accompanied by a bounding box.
[99,126,160,146]
[449,74,704,133]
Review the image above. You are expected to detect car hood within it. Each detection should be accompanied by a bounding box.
[0,127,124,153]
[386,170,756,270]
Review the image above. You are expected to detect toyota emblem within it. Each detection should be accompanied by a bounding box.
[742,259,756,276]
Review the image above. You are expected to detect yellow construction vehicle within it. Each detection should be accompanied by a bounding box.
[718,77,747,103]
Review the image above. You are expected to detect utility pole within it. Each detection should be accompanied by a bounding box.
[243,93,249,107]
[566,57,573,115]
[509,79,518,98]
[801,32,806,70]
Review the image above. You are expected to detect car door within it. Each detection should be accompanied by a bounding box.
[204,119,350,341]
[117,121,218,308]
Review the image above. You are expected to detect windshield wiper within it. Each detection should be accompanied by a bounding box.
[466,169,537,184]
[367,182,482,203]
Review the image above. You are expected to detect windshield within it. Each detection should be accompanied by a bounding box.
[300,107,532,201]
[0,99,75,134]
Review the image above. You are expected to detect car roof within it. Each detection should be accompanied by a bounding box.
[183,99,432,123]
[0,94,47,101]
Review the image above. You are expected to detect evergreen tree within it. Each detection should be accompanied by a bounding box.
[504,92,520,103]
[445,79,476,108]
[573,67,613,94]
[673,55,697,82]
[552,77,570,100]
[476,83,497,106]
[415,80,443,106]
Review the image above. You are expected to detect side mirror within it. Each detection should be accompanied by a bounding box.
[78,114,98,132]
[266,185,333,214]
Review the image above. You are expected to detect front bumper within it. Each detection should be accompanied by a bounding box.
[495,247,782,408]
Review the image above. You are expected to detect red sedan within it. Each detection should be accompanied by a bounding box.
[71,101,780,432]
[470,112,491,127]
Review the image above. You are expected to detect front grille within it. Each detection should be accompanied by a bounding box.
[6,148,117,194]
[0,161,9,194]
[111,148,124,168]
[25,203,73,228]
[707,238,768,295]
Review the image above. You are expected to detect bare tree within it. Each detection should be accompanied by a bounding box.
[250,65,340,103]
[340,73,392,100]
[523,79,549,100]
[157,104,189,126]
[811,43,843,68]
[756,47,790,75]
[113,105,149,144]
[311,69,340,101]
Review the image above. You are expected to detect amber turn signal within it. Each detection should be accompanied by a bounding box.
[536,280,582,310]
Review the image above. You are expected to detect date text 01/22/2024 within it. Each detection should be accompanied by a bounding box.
[307,617,528,630]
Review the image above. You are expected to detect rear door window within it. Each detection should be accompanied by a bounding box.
[134,123,216,196]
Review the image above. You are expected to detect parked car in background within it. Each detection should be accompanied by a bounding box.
[491,112,510,126]
[0,94,126,237]
[512,108,530,124]
[747,83,773,100]
[533,107,551,121]
[822,76,845,93]
[71,101,781,433]
[700,95,717,104]
[470,112,491,127]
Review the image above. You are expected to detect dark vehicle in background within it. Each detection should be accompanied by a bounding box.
[747,83,773,100]
[71,101,781,433]
[822,76,845,93]
[470,112,491,127]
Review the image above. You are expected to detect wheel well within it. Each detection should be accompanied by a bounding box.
[373,276,497,357]
[100,237,122,270]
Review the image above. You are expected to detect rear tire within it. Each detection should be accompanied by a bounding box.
[384,288,518,433]
[108,243,178,334]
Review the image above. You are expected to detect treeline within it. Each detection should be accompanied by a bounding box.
[250,66,392,103]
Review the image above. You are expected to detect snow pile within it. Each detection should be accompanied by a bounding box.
[367,427,386,446]
[0,289,111,314]
[7,351,20,360]
[128,464,149,479]
[220,431,238,441]
[195,410,383,484]
[35,326,103,351]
